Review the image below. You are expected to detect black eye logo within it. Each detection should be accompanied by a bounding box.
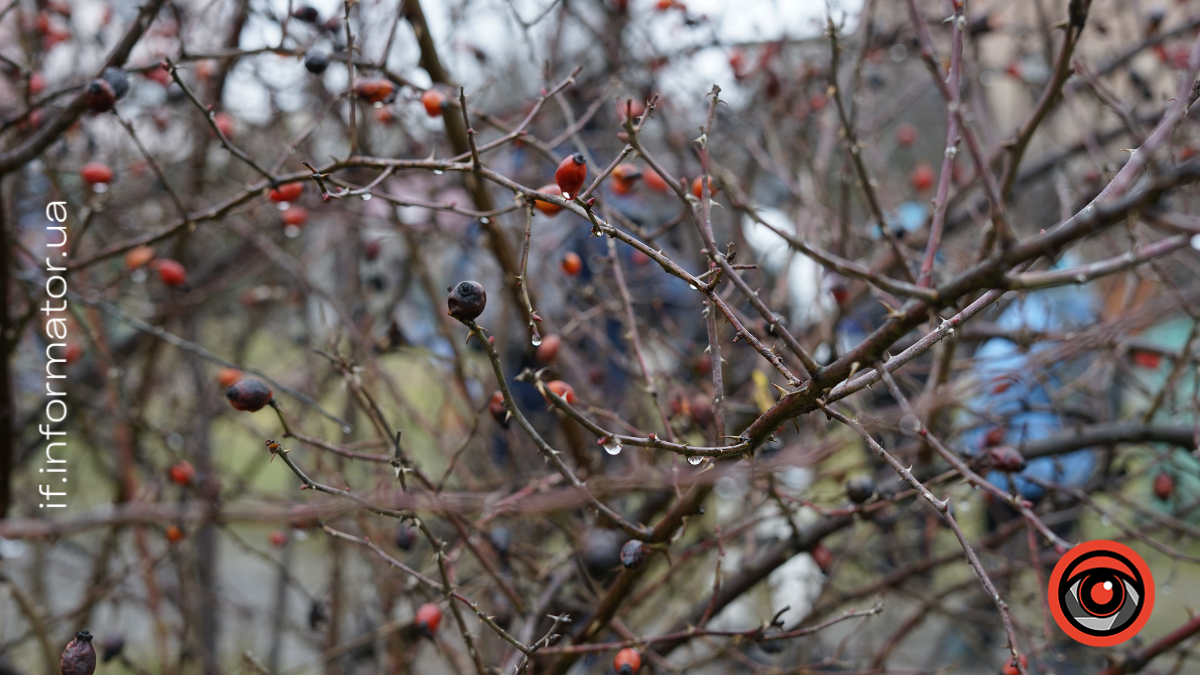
[1049,540,1154,646]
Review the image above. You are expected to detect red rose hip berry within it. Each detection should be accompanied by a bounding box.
[534,184,565,216]
[911,161,935,192]
[80,162,114,185]
[536,334,561,363]
[613,648,641,675]
[124,245,155,270]
[1154,471,1175,500]
[415,603,442,637]
[168,460,195,486]
[555,152,587,199]
[354,79,395,104]
[545,380,575,404]
[561,251,583,276]
[151,259,187,287]
[282,206,308,227]
[421,89,445,117]
[269,182,304,203]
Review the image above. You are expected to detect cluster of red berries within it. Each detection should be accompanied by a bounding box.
[120,243,187,287]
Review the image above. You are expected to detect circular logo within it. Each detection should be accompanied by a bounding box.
[1048,540,1154,646]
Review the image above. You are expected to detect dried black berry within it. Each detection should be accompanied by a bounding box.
[619,539,647,569]
[308,600,327,629]
[447,281,486,322]
[394,523,415,550]
[845,476,876,504]
[60,630,96,675]
[100,635,124,663]
[581,529,622,579]
[305,51,329,74]
[101,68,129,99]
[489,527,511,556]
[292,6,319,22]
[225,378,274,412]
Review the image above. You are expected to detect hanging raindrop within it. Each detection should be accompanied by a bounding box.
[688,456,703,466]
[361,193,372,201]
[602,437,622,456]
[433,169,444,175]
[531,334,542,346]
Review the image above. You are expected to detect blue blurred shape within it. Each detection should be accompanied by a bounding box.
[962,282,1098,500]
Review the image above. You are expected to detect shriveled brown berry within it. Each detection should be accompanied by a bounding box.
[225,377,274,412]
[447,280,487,321]
[986,445,1026,473]
[60,630,96,675]
[620,539,647,569]
[983,427,1006,447]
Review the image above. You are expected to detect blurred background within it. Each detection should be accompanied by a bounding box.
[3,0,1200,673]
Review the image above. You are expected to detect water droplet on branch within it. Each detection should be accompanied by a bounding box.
[602,437,622,456]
